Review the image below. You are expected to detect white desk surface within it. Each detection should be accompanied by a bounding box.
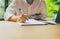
[0,21,60,39]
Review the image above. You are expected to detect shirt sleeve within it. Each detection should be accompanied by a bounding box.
[40,0,46,19]
[4,0,16,21]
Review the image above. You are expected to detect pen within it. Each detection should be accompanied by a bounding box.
[19,8,23,14]
[19,8,29,21]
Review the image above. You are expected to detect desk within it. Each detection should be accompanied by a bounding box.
[0,21,60,39]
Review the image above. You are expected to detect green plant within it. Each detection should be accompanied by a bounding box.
[46,0,60,18]
[0,0,4,18]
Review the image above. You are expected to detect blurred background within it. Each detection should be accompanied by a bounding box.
[0,0,60,20]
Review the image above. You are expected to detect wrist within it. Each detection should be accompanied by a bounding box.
[8,16,19,22]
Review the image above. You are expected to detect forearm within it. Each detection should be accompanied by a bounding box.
[8,14,28,22]
[8,16,18,22]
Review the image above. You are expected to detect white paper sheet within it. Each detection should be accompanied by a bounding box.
[17,19,48,26]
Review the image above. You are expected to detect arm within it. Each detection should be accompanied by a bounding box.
[4,0,17,22]
[30,0,46,20]
[40,0,46,19]
[4,0,28,22]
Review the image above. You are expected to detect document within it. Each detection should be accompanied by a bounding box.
[17,19,48,26]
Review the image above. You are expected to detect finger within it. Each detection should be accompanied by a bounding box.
[22,14,28,18]
[31,16,37,19]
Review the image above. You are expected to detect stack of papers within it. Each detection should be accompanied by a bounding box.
[17,19,56,26]
[17,19,47,26]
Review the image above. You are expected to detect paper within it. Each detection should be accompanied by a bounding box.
[17,19,47,26]
[45,21,57,25]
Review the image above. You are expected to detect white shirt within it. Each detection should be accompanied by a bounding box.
[4,0,46,21]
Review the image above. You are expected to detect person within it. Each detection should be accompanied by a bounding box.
[4,0,46,23]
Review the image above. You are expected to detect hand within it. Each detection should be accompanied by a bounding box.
[30,15,41,20]
[29,13,41,20]
[17,14,28,23]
